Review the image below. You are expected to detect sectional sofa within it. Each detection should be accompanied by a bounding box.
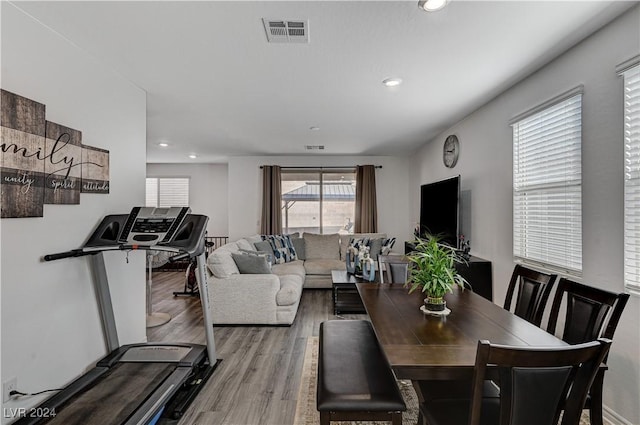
[206,232,387,325]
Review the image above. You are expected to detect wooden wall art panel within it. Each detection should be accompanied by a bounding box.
[81,145,109,194]
[0,89,110,218]
[1,89,46,218]
[44,121,82,204]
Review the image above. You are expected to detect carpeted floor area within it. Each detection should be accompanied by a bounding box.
[293,337,592,425]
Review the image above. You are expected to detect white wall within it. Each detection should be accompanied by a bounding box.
[146,163,229,237]
[1,3,147,422]
[227,156,413,246]
[411,7,640,424]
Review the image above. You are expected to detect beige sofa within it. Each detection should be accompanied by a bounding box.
[206,232,387,325]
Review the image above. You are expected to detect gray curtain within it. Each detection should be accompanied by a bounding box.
[261,165,282,235]
[354,165,378,233]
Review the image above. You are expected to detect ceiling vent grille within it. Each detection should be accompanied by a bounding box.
[262,19,309,43]
[305,145,325,151]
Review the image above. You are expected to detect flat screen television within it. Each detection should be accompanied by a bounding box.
[419,175,460,248]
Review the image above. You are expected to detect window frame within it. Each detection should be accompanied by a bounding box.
[510,86,584,276]
[280,167,356,235]
[619,57,640,296]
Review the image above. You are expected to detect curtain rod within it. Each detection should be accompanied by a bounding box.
[259,165,382,169]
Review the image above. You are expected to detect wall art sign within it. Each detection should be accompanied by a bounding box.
[0,89,110,218]
[81,145,109,194]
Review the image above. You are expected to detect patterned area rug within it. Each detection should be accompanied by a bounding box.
[293,337,592,425]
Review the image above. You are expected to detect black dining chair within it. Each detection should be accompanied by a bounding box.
[546,278,629,425]
[377,255,409,284]
[419,338,612,425]
[503,264,557,327]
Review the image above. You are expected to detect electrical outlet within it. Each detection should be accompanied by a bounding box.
[3,377,17,403]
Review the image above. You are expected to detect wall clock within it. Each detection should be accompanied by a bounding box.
[443,135,459,168]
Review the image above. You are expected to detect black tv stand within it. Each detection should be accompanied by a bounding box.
[404,241,493,301]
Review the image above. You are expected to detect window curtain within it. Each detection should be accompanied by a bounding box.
[354,165,378,233]
[261,165,282,235]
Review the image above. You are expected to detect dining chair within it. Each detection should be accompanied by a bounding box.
[546,278,630,425]
[503,264,557,327]
[377,254,409,284]
[419,338,612,425]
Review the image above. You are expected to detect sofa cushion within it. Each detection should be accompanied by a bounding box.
[340,233,387,260]
[207,244,240,278]
[264,234,298,264]
[304,233,340,260]
[304,259,347,276]
[276,275,303,306]
[231,253,272,274]
[272,260,306,280]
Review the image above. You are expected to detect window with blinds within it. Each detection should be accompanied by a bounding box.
[623,64,640,294]
[145,177,189,208]
[511,89,583,274]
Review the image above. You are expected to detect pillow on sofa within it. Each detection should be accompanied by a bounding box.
[304,233,340,260]
[207,247,240,278]
[254,240,274,255]
[339,233,387,260]
[381,237,396,255]
[263,235,298,264]
[239,249,273,268]
[236,239,254,251]
[292,237,306,260]
[231,253,272,274]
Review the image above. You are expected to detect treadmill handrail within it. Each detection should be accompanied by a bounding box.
[43,244,184,262]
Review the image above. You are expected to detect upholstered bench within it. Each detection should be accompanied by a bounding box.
[317,320,406,425]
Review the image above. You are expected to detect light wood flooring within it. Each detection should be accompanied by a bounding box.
[147,271,361,425]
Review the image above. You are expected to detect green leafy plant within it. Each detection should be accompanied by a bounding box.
[406,235,467,301]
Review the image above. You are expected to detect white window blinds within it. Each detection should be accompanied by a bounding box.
[512,90,583,273]
[623,64,640,294]
[145,177,189,208]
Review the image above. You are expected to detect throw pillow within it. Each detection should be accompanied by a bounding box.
[236,238,254,251]
[231,253,272,274]
[292,237,306,260]
[238,249,273,268]
[368,237,384,260]
[254,240,275,256]
[263,234,298,264]
[381,237,396,255]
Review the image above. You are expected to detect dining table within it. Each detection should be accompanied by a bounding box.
[355,282,568,382]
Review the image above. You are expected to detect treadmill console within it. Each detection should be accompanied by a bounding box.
[118,206,191,245]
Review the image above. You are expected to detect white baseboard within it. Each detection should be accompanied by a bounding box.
[603,404,635,425]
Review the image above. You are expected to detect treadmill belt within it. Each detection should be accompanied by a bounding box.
[45,362,175,425]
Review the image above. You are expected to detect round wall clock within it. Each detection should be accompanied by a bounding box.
[443,135,459,168]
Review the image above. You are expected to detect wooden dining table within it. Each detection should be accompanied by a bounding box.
[355,283,567,382]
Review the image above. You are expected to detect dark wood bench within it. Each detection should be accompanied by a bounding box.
[317,320,406,425]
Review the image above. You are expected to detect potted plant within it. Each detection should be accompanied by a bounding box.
[406,235,467,314]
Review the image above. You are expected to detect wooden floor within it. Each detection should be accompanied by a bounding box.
[147,271,362,425]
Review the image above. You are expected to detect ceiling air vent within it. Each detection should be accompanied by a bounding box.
[305,145,325,151]
[262,19,309,43]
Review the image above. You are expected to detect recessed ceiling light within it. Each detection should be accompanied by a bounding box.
[309,126,320,131]
[188,154,197,159]
[418,0,448,12]
[158,142,169,147]
[382,78,402,87]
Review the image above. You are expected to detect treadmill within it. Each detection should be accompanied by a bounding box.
[18,207,219,425]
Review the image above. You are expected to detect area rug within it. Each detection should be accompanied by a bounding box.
[293,337,592,425]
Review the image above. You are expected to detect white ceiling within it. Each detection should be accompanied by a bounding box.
[11,1,636,163]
